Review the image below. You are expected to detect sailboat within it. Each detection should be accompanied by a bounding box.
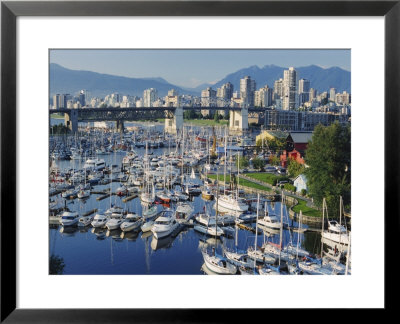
[201,174,237,275]
[321,196,350,245]
[77,165,90,199]
[140,142,156,204]
[216,151,248,213]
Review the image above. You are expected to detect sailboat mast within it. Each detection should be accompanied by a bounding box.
[345,231,351,275]
[321,198,326,262]
[223,127,227,193]
[254,193,260,271]
[278,193,284,266]
[237,151,240,200]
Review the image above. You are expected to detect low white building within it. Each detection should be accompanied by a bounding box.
[293,174,308,193]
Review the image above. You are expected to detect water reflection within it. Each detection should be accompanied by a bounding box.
[59,226,78,236]
[151,235,174,251]
[120,230,140,241]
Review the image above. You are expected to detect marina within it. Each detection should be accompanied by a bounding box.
[49,121,351,275]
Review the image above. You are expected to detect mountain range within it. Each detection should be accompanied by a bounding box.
[50,63,350,99]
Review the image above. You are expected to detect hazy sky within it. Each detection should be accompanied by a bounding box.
[50,49,350,88]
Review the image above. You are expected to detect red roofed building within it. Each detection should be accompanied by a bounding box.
[280,132,312,167]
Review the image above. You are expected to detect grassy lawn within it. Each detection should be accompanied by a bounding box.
[208,174,272,192]
[184,119,229,126]
[246,172,288,185]
[291,198,322,218]
[50,113,65,119]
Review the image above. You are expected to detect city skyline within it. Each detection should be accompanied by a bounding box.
[50,49,350,88]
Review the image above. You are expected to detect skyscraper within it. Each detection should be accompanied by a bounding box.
[254,86,273,107]
[240,76,256,107]
[329,88,336,102]
[273,78,284,100]
[201,87,217,107]
[143,88,158,107]
[298,78,310,104]
[79,90,86,107]
[217,82,233,107]
[283,67,298,110]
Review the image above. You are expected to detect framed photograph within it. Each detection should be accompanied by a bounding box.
[1,0,397,321]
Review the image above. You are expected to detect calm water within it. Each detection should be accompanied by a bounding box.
[49,120,322,275]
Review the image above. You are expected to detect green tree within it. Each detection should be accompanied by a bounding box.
[252,157,266,170]
[236,155,249,169]
[305,122,351,217]
[49,254,66,274]
[269,155,280,166]
[213,112,220,123]
[287,158,305,178]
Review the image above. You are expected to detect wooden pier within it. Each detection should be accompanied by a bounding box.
[122,194,138,203]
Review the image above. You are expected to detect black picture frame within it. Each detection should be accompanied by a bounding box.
[1,0,397,321]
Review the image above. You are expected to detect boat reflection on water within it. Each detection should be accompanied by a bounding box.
[106,229,123,241]
[141,231,153,239]
[151,235,174,251]
[92,227,107,240]
[78,226,91,234]
[59,225,78,236]
[120,230,140,241]
[200,263,219,275]
[197,236,222,251]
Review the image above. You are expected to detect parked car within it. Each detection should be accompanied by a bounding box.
[277,168,286,175]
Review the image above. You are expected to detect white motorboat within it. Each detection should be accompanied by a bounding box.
[257,213,281,229]
[174,202,194,224]
[114,185,127,196]
[62,187,79,199]
[91,213,108,228]
[142,205,158,220]
[202,249,237,275]
[104,205,124,217]
[151,210,179,239]
[83,158,106,171]
[217,195,248,212]
[78,215,94,227]
[120,213,143,232]
[59,211,79,227]
[77,188,90,199]
[322,220,350,245]
[106,213,125,230]
[141,220,155,232]
[194,224,224,237]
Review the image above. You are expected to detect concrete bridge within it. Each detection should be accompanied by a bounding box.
[52,106,260,134]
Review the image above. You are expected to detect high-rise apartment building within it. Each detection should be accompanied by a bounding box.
[274,78,284,99]
[283,67,298,110]
[201,87,217,107]
[143,88,158,107]
[309,88,317,101]
[298,78,310,105]
[240,76,256,107]
[254,86,273,107]
[329,88,336,102]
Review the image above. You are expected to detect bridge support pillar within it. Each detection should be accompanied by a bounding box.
[64,110,78,133]
[165,107,183,134]
[116,120,124,133]
[229,108,248,133]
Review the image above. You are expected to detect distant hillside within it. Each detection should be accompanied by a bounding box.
[49,63,191,98]
[49,63,350,100]
[212,64,350,93]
